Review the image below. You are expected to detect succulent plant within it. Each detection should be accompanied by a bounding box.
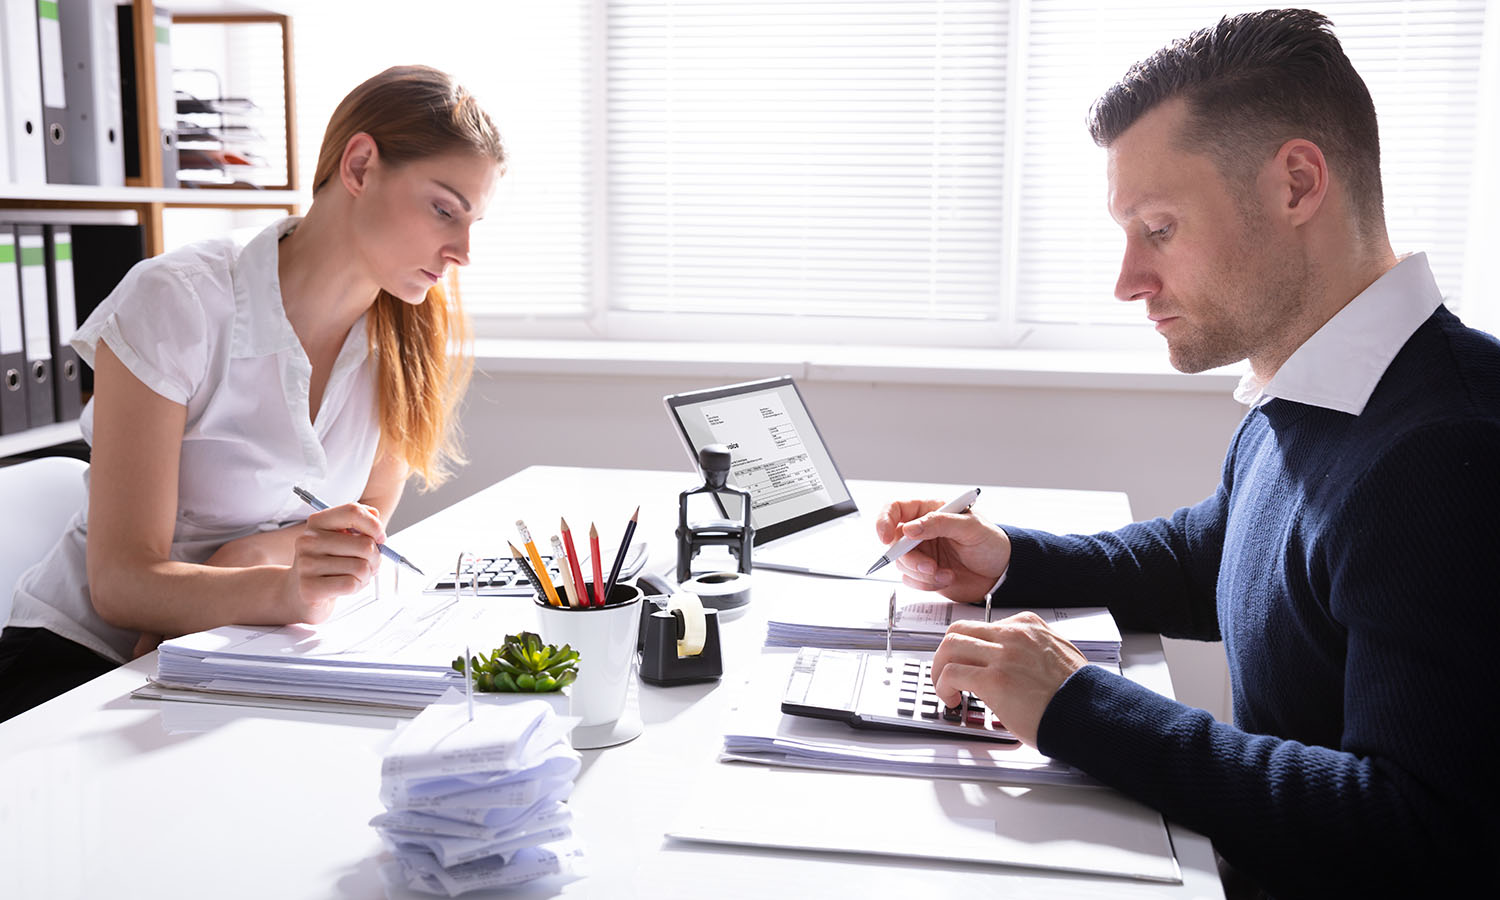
[453,631,579,693]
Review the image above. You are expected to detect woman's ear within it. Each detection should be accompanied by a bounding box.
[340,133,379,197]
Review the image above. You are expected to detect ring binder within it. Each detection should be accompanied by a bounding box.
[37,0,73,184]
[1,0,49,184]
[45,224,82,420]
[13,223,55,427]
[0,230,28,434]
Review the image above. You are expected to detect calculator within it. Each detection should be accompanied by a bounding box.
[424,542,649,597]
[780,647,1017,743]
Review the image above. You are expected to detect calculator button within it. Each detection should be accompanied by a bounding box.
[942,704,962,722]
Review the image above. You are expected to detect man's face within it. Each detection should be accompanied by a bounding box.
[1106,100,1309,374]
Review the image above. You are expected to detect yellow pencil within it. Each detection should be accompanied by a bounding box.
[516,519,562,607]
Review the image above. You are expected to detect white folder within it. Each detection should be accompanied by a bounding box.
[1,0,48,184]
[59,0,124,186]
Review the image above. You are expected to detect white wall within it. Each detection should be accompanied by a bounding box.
[393,364,1247,720]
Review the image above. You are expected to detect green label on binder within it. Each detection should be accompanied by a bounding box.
[157,25,171,44]
[20,246,44,267]
[38,1,58,21]
[54,241,72,261]
[0,244,13,265]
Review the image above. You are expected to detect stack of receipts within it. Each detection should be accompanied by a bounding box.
[145,592,526,712]
[374,690,587,896]
[765,581,1122,665]
[721,649,1097,787]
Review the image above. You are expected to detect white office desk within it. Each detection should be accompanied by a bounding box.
[0,466,1224,899]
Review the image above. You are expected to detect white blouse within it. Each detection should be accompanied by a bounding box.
[10,217,382,663]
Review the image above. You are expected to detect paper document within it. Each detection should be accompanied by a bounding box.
[148,590,536,711]
[765,581,1122,663]
[668,762,1180,883]
[721,649,1099,787]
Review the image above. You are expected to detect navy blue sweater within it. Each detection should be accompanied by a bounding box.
[999,307,1500,897]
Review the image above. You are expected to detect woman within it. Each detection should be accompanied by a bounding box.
[0,66,505,721]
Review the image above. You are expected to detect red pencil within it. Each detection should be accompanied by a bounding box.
[560,518,590,611]
[589,522,606,607]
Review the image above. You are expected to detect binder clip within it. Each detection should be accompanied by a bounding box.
[637,576,723,686]
[676,443,753,596]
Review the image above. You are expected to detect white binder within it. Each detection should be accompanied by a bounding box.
[59,0,125,186]
[152,4,176,186]
[37,0,72,183]
[1,0,48,184]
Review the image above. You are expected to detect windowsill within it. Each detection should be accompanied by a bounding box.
[473,338,1245,394]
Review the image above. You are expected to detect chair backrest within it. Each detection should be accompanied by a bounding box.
[1,456,89,627]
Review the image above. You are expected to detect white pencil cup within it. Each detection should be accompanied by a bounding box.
[533,583,644,749]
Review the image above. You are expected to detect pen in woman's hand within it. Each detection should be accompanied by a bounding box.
[291,486,425,575]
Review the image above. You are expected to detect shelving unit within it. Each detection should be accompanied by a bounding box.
[1,0,298,458]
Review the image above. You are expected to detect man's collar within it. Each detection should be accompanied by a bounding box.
[1234,253,1443,416]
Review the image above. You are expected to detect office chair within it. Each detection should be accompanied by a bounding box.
[1,456,89,627]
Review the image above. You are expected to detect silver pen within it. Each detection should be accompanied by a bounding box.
[291,485,425,576]
[865,487,981,575]
[885,589,896,672]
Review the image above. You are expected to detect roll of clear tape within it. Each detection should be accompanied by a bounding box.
[667,591,707,656]
[680,570,752,610]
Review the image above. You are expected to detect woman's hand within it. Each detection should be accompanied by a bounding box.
[280,502,385,624]
[874,499,1013,602]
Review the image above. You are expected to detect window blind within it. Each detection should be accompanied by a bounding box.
[607,0,1011,321]
[1015,0,1490,326]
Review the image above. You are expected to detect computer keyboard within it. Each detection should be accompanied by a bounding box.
[424,542,649,598]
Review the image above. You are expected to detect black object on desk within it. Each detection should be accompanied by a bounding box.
[676,443,754,583]
[637,572,723,686]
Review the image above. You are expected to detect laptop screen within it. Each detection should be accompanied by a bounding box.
[664,376,857,545]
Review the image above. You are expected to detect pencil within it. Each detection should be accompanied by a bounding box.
[560,518,590,611]
[517,519,563,607]
[550,534,580,608]
[508,541,546,603]
[601,506,640,606]
[589,523,606,607]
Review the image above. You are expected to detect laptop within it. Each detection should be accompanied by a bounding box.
[663,376,895,579]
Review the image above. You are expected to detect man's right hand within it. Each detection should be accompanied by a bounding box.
[874,499,1013,602]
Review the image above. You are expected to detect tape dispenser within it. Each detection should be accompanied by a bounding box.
[637,573,723,686]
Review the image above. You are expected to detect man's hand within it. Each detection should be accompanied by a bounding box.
[279,502,384,625]
[874,499,1013,602]
[929,613,1087,747]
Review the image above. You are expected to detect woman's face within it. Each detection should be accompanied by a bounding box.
[353,148,502,304]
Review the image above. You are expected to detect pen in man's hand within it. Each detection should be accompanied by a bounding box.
[291,485,425,576]
[865,487,982,576]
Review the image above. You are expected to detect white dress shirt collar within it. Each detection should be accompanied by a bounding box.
[1234,252,1444,416]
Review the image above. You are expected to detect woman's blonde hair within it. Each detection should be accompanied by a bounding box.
[311,65,505,489]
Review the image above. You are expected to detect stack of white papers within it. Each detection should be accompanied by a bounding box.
[722,649,1098,787]
[375,690,587,896]
[765,582,1122,664]
[148,592,529,711]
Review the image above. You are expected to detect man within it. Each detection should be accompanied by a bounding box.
[877,9,1499,898]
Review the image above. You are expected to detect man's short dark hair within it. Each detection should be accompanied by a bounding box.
[1087,8,1383,228]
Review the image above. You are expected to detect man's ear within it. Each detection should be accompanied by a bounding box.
[1273,138,1328,227]
[340,133,378,197]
